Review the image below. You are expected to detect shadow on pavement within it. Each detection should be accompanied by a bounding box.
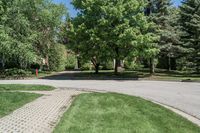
[40,71,139,81]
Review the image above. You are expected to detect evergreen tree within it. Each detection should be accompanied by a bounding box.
[147,0,184,71]
[180,0,200,72]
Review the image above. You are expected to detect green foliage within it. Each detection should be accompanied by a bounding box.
[101,61,114,70]
[65,51,76,70]
[0,0,37,68]
[49,44,67,71]
[1,0,200,74]
[81,62,92,71]
[2,68,32,77]
[180,0,200,72]
[176,57,195,72]
[0,0,68,70]
[70,0,159,73]
[124,60,143,70]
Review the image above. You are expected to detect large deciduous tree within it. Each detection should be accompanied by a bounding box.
[0,0,67,70]
[71,0,159,74]
[0,0,37,69]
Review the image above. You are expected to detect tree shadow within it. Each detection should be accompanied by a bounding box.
[40,71,139,80]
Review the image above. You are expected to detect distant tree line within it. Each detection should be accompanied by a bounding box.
[0,0,200,75]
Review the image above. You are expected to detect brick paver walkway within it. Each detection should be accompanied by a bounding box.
[0,89,82,133]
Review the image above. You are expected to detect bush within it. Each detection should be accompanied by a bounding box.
[49,44,67,71]
[176,57,195,72]
[124,60,143,70]
[101,60,113,70]
[31,63,40,70]
[65,52,76,70]
[3,68,32,77]
[81,62,93,70]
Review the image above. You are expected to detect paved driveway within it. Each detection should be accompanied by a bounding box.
[0,78,200,120]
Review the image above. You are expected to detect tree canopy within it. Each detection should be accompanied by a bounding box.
[69,0,159,73]
[0,0,67,70]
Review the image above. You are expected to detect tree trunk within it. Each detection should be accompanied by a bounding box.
[114,47,120,74]
[168,56,171,71]
[115,58,121,74]
[75,56,81,70]
[91,58,100,74]
[1,54,5,69]
[95,63,100,74]
[45,55,49,70]
[149,58,155,74]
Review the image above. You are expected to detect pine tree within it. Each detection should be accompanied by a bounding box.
[180,0,200,72]
[147,0,184,71]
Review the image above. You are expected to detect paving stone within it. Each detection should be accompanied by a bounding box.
[0,89,82,133]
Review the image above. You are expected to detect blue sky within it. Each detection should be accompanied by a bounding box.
[53,0,182,17]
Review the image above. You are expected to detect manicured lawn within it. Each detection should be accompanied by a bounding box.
[54,93,200,133]
[0,92,41,117]
[0,84,54,117]
[0,84,55,91]
[136,69,200,82]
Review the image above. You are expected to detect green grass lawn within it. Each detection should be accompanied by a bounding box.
[54,93,200,133]
[0,84,55,91]
[135,69,200,82]
[0,92,41,117]
[0,84,55,117]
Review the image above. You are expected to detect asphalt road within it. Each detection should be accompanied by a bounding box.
[0,74,200,120]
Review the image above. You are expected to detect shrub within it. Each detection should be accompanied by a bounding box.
[124,60,143,70]
[176,57,195,73]
[49,44,66,71]
[3,68,32,77]
[101,60,113,70]
[30,63,40,70]
[81,62,93,70]
[65,52,76,70]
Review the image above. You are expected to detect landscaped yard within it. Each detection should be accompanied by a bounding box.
[0,84,55,118]
[54,93,200,133]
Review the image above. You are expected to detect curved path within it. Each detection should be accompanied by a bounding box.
[0,73,200,122]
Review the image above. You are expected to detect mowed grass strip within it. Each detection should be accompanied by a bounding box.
[54,93,200,133]
[0,84,55,91]
[0,92,41,117]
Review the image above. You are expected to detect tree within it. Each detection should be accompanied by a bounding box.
[0,0,37,69]
[180,0,200,72]
[49,44,67,71]
[71,0,159,74]
[145,0,161,74]
[146,0,186,71]
[0,0,68,70]
[23,0,67,69]
[69,0,113,74]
